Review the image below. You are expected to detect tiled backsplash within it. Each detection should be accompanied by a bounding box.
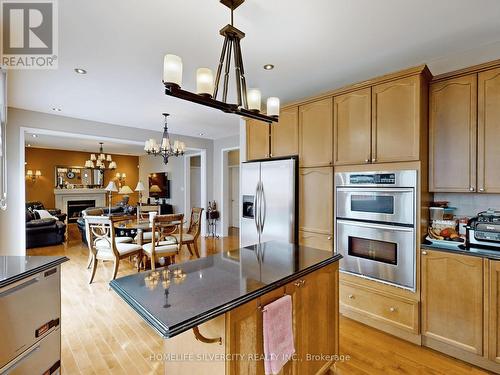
[434,193,500,217]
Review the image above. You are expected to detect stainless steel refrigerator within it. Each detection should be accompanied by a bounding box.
[240,158,297,247]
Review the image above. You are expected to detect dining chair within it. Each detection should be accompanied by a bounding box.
[174,207,204,258]
[142,214,184,270]
[85,215,142,284]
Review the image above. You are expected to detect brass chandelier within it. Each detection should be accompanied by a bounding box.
[162,0,280,124]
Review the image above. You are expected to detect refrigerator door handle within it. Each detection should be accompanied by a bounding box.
[260,182,266,233]
[254,182,260,234]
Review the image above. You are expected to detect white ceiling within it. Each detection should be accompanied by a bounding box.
[8,0,500,139]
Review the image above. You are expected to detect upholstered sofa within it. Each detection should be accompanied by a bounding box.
[25,202,67,248]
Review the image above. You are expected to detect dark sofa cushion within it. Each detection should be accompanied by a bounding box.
[26,218,57,228]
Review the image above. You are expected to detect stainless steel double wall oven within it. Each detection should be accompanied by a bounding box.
[335,170,417,291]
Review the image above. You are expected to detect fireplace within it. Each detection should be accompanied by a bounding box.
[67,200,95,223]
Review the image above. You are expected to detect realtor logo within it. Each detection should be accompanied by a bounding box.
[1,0,58,69]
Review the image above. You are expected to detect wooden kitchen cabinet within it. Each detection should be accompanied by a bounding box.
[478,68,500,193]
[421,249,484,355]
[333,88,372,165]
[298,230,333,252]
[489,260,500,364]
[429,74,477,192]
[299,167,333,235]
[272,106,299,158]
[284,263,338,375]
[246,119,270,161]
[371,75,421,163]
[226,263,339,375]
[299,98,333,167]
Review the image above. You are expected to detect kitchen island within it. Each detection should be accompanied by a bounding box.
[110,241,341,374]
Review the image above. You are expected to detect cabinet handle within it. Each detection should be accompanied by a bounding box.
[365,158,370,163]
[389,307,397,313]
[294,280,302,287]
[269,153,273,157]
[372,158,377,163]
[348,294,354,299]
[421,251,427,255]
[469,187,475,192]
[479,188,485,192]
[300,279,306,286]
[327,236,332,240]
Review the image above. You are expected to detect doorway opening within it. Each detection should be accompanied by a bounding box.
[184,151,207,237]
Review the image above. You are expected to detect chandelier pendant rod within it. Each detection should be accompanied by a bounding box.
[213,37,229,100]
[234,38,248,108]
[222,37,233,103]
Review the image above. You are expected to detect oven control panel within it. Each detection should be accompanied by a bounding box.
[349,173,396,185]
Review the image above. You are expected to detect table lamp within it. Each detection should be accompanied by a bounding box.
[135,181,145,220]
[104,181,118,213]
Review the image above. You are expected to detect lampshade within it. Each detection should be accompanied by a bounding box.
[104,181,118,192]
[163,54,183,86]
[90,154,96,161]
[149,184,162,193]
[119,185,134,195]
[196,68,214,96]
[35,170,42,176]
[106,155,112,162]
[135,181,145,191]
[26,170,33,176]
[247,89,262,111]
[267,97,280,117]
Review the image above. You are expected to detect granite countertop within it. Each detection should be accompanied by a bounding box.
[0,256,69,289]
[421,242,500,260]
[110,241,342,338]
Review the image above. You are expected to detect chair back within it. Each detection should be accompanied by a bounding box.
[85,215,133,258]
[187,208,204,239]
[152,214,184,249]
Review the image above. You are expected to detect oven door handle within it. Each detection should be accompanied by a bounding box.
[336,187,414,194]
[336,219,414,232]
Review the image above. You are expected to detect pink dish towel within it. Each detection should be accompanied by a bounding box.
[263,294,295,375]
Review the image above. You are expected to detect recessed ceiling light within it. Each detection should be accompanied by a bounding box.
[52,107,61,112]
[27,144,31,147]
[32,134,37,138]
[74,68,87,74]
[263,64,274,70]
[199,133,205,136]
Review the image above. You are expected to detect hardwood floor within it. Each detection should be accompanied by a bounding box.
[28,225,491,374]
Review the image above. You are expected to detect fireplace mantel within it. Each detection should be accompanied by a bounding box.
[54,188,107,214]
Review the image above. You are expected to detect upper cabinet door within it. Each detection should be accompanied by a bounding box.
[372,75,421,163]
[299,98,333,167]
[271,106,298,158]
[333,88,372,165]
[429,74,477,192]
[478,68,500,193]
[246,119,269,161]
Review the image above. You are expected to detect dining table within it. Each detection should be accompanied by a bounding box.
[113,217,184,246]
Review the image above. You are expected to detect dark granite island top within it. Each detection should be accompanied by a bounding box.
[110,241,341,338]
[0,255,68,289]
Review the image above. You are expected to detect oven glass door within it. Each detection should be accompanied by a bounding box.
[336,187,414,225]
[336,219,415,290]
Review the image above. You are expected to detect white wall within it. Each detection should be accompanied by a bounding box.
[213,134,240,236]
[1,108,214,255]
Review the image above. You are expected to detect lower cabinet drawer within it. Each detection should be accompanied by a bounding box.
[1,328,60,374]
[340,282,418,333]
[298,230,333,252]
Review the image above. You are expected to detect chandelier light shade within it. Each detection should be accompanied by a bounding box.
[267,97,280,117]
[144,113,185,165]
[162,0,279,124]
[247,88,262,111]
[196,68,215,96]
[163,54,183,87]
[86,142,116,170]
